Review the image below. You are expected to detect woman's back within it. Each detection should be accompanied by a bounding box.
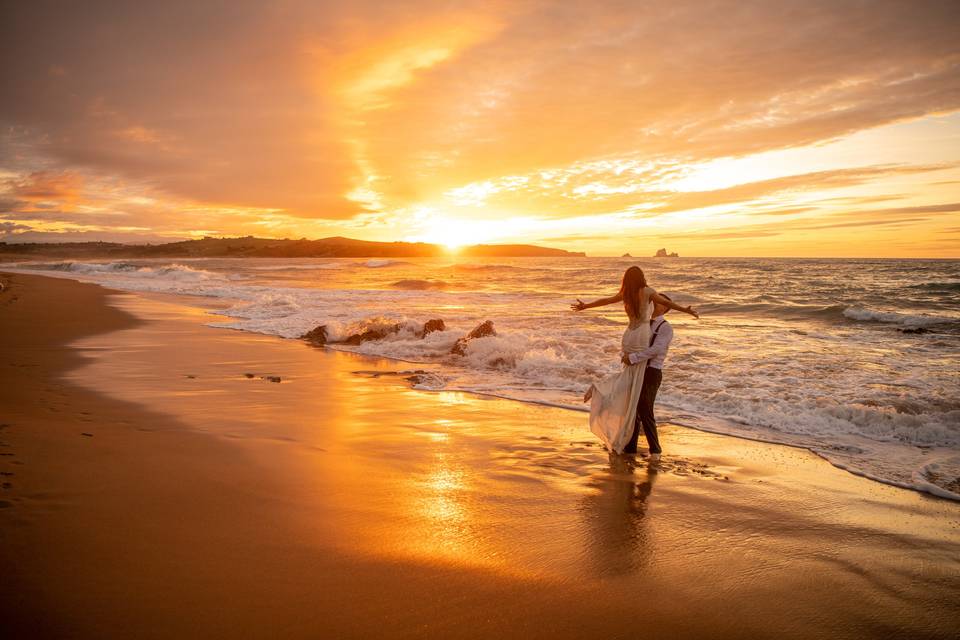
[625,286,653,326]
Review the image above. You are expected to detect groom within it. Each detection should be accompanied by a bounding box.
[620,294,675,459]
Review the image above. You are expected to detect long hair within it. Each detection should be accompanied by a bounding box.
[619,266,647,318]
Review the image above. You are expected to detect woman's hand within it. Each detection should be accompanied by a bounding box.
[686,305,700,319]
[571,298,586,311]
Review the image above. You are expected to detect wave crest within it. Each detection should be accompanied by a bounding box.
[390,279,449,290]
[16,261,219,281]
[842,306,957,327]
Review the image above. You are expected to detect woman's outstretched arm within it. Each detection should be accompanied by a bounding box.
[650,290,699,318]
[571,291,623,311]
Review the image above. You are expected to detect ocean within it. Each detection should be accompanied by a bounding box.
[9,256,960,499]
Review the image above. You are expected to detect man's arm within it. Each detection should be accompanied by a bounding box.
[626,323,673,365]
[649,290,699,319]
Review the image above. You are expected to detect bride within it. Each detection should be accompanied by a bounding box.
[572,266,698,454]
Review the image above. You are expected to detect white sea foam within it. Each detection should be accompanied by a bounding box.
[15,261,222,281]
[248,263,342,271]
[362,259,405,268]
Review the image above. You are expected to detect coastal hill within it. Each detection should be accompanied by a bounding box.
[0,236,586,259]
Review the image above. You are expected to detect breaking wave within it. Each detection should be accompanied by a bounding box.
[13,261,221,282]
[842,306,958,327]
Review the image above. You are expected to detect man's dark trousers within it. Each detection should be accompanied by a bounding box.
[624,366,662,454]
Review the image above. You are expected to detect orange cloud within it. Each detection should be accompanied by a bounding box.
[0,1,958,254]
[6,171,83,203]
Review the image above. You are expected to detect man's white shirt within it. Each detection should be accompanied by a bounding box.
[627,315,673,369]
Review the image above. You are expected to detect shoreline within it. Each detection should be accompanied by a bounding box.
[4,263,959,502]
[4,257,957,502]
[2,272,960,638]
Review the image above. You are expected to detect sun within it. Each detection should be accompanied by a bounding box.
[407,214,485,250]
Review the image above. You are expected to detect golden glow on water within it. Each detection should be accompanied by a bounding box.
[420,454,466,521]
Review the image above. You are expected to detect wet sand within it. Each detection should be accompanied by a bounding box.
[2,272,959,639]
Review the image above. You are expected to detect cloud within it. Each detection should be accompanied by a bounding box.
[655,227,786,241]
[5,171,83,200]
[858,202,960,215]
[0,229,183,244]
[1,0,958,243]
[354,1,960,203]
[436,162,952,220]
[653,200,960,242]
[647,165,954,215]
[0,221,33,235]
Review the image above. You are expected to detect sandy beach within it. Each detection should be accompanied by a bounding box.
[2,271,959,639]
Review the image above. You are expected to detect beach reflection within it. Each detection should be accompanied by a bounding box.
[421,452,466,525]
[580,454,658,576]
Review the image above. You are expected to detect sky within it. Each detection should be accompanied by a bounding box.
[2,0,959,257]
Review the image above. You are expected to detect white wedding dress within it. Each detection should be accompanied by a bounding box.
[588,287,653,453]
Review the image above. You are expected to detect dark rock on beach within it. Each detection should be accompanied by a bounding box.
[419,318,446,337]
[450,320,496,355]
[899,327,930,334]
[301,325,328,345]
[343,323,405,345]
[302,318,446,346]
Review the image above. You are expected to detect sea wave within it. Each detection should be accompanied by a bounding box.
[699,301,849,320]
[447,263,535,272]
[14,261,222,282]
[362,259,408,268]
[219,293,302,319]
[908,281,960,293]
[248,263,342,271]
[698,299,960,327]
[842,306,958,327]
[390,279,449,290]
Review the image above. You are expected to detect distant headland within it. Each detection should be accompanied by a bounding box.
[0,236,586,259]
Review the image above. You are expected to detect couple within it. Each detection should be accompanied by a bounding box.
[573,266,699,459]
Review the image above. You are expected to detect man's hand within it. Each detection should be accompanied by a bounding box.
[621,353,633,366]
[571,298,586,311]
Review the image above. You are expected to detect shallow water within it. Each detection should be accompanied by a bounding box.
[9,256,960,497]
